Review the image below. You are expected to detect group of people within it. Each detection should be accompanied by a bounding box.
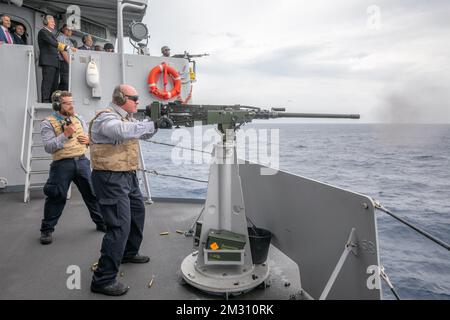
[40,84,160,296]
[38,15,115,102]
[1,13,115,103]
[0,14,26,44]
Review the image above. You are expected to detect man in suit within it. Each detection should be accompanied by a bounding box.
[12,23,26,45]
[0,14,14,44]
[38,15,71,102]
[78,34,93,50]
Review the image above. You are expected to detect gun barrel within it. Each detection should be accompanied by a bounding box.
[278,112,360,119]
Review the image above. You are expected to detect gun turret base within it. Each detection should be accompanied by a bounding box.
[180,253,269,295]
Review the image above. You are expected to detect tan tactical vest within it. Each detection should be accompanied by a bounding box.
[89,109,139,172]
[47,115,87,161]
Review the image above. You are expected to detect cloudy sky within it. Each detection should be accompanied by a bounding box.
[140,0,450,123]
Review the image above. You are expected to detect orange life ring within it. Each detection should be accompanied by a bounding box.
[147,63,181,100]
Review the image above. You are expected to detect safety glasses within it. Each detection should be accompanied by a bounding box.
[126,95,139,102]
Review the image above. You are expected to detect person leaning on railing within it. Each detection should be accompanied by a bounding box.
[78,34,93,50]
[12,23,26,45]
[104,42,114,52]
[0,14,15,44]
[56,24,76,91]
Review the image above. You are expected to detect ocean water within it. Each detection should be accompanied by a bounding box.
[142,123,450,300]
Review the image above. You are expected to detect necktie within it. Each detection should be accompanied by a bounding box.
[4,28,13,44]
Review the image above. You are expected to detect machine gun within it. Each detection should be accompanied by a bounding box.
[139,100,360,293]
[171,51,210,61]
[142,101,360,133]
[171,51,210,82]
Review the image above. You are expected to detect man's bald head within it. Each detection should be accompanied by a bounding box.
[120,84,138,97]
[112,84,139,114]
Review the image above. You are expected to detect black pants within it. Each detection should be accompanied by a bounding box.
[58,60,69,91]
[40,156,104,233]
[91,170,146,286]
[41,65,59,103]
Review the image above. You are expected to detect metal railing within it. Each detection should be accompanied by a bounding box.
[19,49,34,172]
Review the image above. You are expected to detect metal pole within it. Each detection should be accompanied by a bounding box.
[138,141,153,204]
[117,0,147,83]
[24,104,35,203]
[319,228,357,300]
[117,0,123,55]
[117,0,125,82]
[20,49,33,172]
[68,49,72,91]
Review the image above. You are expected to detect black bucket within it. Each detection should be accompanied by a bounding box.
[247,227,272,264]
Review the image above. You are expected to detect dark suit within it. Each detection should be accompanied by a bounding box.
[0,26,14,44]
[38,28,62,102]
[12,33,25,45]
[78,45,92,51]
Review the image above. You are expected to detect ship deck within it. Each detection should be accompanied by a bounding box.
[0,190,302,300]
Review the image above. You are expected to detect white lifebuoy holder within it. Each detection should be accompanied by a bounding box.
[86,60,100,88]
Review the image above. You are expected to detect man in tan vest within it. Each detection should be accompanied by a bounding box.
[39,91,106,245]
[89,84,158,296]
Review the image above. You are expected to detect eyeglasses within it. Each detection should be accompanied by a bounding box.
[126,95,139,102]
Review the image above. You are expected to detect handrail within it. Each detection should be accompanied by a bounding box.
[23,103,36,203]
[20,49,34,172]
[374,200,450,251]
[68,48,73,91]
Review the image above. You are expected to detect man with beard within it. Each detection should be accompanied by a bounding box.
[39,91,106,245]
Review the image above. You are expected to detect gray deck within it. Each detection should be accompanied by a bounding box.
[0,190,302,300]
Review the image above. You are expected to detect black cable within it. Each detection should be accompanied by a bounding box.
[139,169,208,184]
[390,287,401,300]
[375,203,450,251]
[145,140,213,155]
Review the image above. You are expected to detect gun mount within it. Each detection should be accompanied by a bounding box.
[142,101,360,133]
[139,100,361,296]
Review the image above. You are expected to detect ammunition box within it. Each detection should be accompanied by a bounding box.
[206,229,246,251]
[207,251,242,262]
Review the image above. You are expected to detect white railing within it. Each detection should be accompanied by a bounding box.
[20,48,34,172]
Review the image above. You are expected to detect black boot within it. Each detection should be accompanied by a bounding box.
[121,254,150,264]
[90,281,129,296]
[40,231,53,245]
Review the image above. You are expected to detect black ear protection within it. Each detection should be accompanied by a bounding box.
[51,90,63,111]
[117,90,126,105]
[43,15,48,26]
[113,86,127,105]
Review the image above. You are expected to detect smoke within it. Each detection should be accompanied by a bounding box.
[379,81,450,124]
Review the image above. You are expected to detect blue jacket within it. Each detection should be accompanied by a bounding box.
[0,26,14,44]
